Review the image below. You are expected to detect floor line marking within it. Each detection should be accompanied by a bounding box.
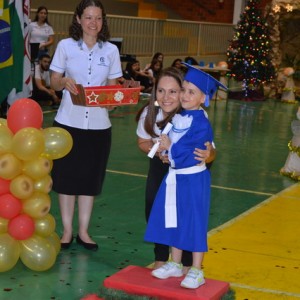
[106,169,274,196]
[211,184,273,196]
[229,282,300,298]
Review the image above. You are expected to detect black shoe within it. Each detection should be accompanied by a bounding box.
[76,234,98,251]
[61,236,74,250]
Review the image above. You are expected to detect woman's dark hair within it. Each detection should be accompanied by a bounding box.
[171,58,183,68]
[184,56,198,65]
[152,52,164,68]
[34,6,50,25]
[146,58,163,79]
[136,67,183,137]
[124,60,138,78]
[69,0,110,42]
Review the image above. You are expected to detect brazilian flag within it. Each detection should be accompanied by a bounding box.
[0,0,24,103]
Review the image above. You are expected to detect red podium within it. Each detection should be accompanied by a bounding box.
[103,265,230,300]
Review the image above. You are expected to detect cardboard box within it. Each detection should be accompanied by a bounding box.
[71,81,141,107]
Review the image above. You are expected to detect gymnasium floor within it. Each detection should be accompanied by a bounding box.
[0,97,299,300]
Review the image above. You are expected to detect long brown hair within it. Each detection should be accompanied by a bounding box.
[136,67,183,137]
[69,0,110,42]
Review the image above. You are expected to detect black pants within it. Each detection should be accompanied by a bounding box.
[145,156,192,266]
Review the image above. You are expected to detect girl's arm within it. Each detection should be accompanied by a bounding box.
[51,71,78,95]
[40,35,54,49]
[137,137,153,154]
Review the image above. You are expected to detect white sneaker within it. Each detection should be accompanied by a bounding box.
[180,267,205,289]
[151,261,183,279]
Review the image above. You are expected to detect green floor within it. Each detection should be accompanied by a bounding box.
[0,97,298,300]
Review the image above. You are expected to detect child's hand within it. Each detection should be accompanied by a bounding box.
[158,134,171,152]
[159,152,169,164]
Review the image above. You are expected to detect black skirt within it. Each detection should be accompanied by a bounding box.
[51,121,111,196]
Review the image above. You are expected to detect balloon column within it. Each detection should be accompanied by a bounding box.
[0,98,73,272]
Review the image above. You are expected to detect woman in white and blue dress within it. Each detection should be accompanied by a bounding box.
[50,0,122,251]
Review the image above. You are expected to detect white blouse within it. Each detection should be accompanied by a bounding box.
[50,38,123,130]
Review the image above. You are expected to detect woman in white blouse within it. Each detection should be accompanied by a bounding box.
[50,0,122,251]
[29,6,54,61]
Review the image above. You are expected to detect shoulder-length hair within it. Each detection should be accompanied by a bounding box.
[136,67,183,137]
[69,0,110,42]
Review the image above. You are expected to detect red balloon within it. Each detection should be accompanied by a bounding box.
[0,178,10,195]
[8,214,35,240]
[0,193,22,219]
[7,98,43,134]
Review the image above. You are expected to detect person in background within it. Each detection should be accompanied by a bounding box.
[144,58,163,86]
[171,58,184,71]
[184,56,198,65]
[120,60,152,93]
[29,6,54,61]
[31,53,61,108]
[136,67,215,273]
[144,63,225,289]
[144,52,164,71]
[50,0,122,251]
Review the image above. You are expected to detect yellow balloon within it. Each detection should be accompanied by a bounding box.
[46,232,61,255]
[34,214,56,237]
[0,118,7,127]
[22,192,51,219]
[34,175,53,193]
[11,127,45,161]
[23,157,53,180]
[0,153,22,180]
[20,235,56,271]
[42,127,73,160]
[10,174,34,200]
[0,126,13,155]
[0,217,8,234]
[0,233,21,272]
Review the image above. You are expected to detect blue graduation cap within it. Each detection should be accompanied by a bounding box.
[182,62,227,107]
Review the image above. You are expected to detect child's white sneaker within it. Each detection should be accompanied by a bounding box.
[151,261,183,279]
[180,267,205,289]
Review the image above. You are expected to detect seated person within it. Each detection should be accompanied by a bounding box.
[184,56,198,65]
[119,60,152,93]
[31,53,61,107]
[144,58,163,86]
[171,58,185,71]
[144,52,164,70]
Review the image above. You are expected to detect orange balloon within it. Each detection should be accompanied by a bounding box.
[22,192,51,219]
[46,232,61,254]
[0,153,22,180]
[0,217,8,233]
[20,235,56,271]
[23,157,53,180]
[10,174,34,200]
[42,127,73,160]
[11,127,45,161]
[0,125,13,155]
[0,118,7,127]
[34,175,53,193]
[34,214,56,237]
[7,98,43,134]
[0,233,21,272]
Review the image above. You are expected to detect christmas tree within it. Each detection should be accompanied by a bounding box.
[227,0,276,99]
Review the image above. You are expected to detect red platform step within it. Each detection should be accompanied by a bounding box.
[103,265,230,300]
